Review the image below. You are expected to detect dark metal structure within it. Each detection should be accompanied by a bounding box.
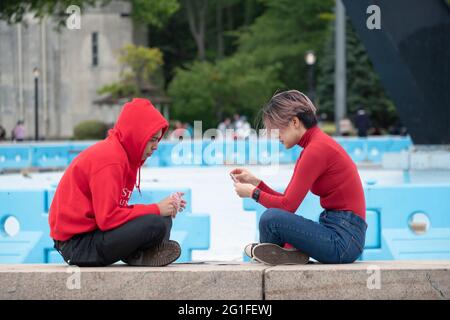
[342,0,450,144]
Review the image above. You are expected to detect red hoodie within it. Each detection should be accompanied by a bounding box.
[49,98,168,241]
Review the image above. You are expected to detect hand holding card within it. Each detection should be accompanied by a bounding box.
[170,192,186,216]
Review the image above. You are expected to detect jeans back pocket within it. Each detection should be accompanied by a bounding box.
[340,235,364,263]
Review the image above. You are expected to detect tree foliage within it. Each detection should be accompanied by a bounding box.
[98,44,164,100]
[130,0,180,28]
[1,0,400,130]
[316,18,399,128]
[0,0,104,24]
[168,55,282,128]
[168,0,334,127]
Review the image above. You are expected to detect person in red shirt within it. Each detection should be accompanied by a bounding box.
[49,98,186,267]
[232,90,367,265]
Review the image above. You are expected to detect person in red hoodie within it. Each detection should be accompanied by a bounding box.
[232,90,367,265]
[49,98,186,267]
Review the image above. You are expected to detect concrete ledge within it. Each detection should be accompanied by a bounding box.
[265,261,450,300]
[1,261,449,300]
[0,263,265,300]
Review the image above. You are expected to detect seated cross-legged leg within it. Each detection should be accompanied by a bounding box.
[253,208,359,265]
[56,215,180,267]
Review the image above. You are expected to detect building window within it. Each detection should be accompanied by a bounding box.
[92,32,98,66]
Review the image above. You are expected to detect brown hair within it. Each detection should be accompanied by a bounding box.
[260,90,318,130]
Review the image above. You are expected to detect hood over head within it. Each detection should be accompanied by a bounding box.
[109,98,168,167]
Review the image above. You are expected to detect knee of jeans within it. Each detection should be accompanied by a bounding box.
[162,215,173,231]
[259,208,279,230]
[141,215,167,238]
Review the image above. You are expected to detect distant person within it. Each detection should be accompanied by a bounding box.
[317,113,328,129]
[354,107,370,137]
[0,125,6,141]
[49,98,186,267]
[172,120,188,141]
[236,116,251,139]
[232,113,243,139]
[370,127,383,136]
[231,90,367,265]
[339,118,353,136]
[400,125,408,136]
[388,119,408,136]
[183,122,193,137]
[232,114,242,130]
[218,118,232,139]
[12,121,26,142]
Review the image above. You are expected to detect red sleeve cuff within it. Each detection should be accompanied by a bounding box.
[146,203,161,215]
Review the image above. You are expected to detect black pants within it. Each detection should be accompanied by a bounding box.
[54,215,172,267]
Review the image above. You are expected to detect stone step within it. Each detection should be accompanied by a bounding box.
[0,261,449,300]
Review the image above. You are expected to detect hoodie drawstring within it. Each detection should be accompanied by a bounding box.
[136,166,142,196]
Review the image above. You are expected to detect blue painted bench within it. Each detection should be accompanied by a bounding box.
[361,183,450,260]
[146,139,302,167]
[334,136,412,163]
[0,187,210,264]
[31,145,71,168]
[0,145,32,170]
[243,182,450,261]
[0,137,413,170]
[0,189,50,263]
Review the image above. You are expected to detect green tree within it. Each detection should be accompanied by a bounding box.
[98,44,164,100]
[168,55,281,129]
[316,18,398,129]
[167,0,333,128]
[0,0,178,28]
[0,0,104,24]
[131,0,179,28]
[149,0,262,83]
[236,0,334,91]
[179,0,262,61]
[73,120,108,140]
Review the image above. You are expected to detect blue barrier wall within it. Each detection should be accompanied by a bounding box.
[0,187,210,264]
[243,183,450,261]
[0,136,413,170]
[0,146,32,169]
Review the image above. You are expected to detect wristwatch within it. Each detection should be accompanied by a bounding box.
[252,188,261,202]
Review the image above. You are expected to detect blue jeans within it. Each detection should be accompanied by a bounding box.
[259,208,367,264]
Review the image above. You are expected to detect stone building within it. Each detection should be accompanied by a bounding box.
[0,1,147,139]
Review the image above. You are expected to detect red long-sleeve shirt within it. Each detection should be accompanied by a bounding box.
[256,126,366,220]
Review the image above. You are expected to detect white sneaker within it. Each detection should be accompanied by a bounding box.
[244,243,259,259]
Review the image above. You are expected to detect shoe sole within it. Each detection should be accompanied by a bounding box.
[252,243,309,265]
[244,243,258,259]
[131,240,181,267]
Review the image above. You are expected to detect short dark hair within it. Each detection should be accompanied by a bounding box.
[296,111,318,129]
[262,90,318,130]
